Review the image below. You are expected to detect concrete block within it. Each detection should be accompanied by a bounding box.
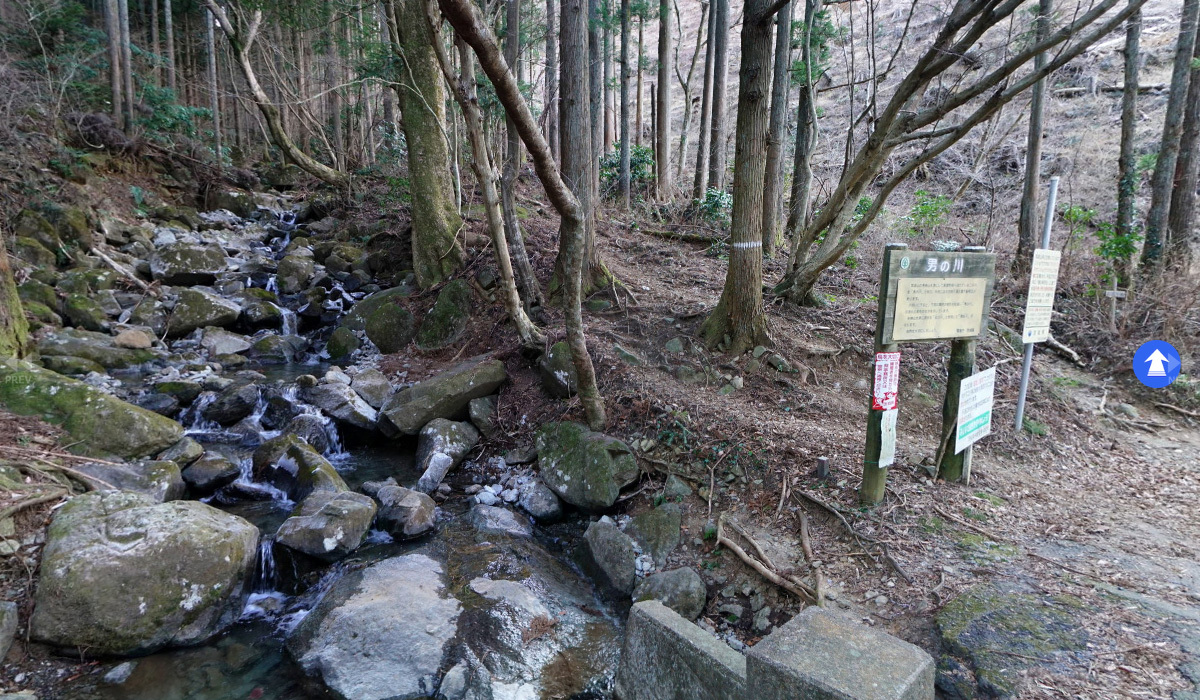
[746,607,934,700]
[614,601,746,700]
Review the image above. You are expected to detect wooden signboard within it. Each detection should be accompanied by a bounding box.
[880,251,997,344]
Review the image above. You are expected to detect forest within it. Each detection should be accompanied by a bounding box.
[0,0,1199,696]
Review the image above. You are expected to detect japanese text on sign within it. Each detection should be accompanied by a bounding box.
[891,278,988,341]
[1021,249,1062,344]
[879,409,898,468]
[956,366,996,453]
[873,352,901,411]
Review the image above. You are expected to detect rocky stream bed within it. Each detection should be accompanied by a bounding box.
[0,197,711,700]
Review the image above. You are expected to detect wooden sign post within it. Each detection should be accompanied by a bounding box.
[861,245,997,505]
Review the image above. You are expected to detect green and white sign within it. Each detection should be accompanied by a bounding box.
[956,366,996,453]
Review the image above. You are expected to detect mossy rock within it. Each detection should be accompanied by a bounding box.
[341,286,413,331]
[151,205,203,230]
[0,359,183,459]
[14,209,64,256]
[154,380,204,405]
[56,269,116,296]
[18,279,58,310]
[62,294,109,332]
[149,243,228,286]
[415,279,473,350]
[326,326,360,361]
[365,304,416,354]
[539,341,578,398]
[40,355,105,376]
[36,328,159,369]
[626,503,682,567]
[30,491,258,657]
[13,237,57,268]
[167,289,241,338]
[206,190,256,218]
[936,584,1089,698]
[276,254,315,294]
[251,433,347,500]
[46,205,93,251]
[245,334,306,363]
[535,421,639,510]
[23,301,62,330]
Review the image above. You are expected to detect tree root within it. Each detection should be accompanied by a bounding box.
[717,514,817,603]
[795,490,914,584]
[0,488,68,521]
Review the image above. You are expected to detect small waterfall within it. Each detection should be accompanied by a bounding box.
[277,304,298,336]
[182,392,221,434]
[254,538,277,592]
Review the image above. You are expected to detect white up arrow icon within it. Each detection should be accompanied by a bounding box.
[1146,349,1168,377]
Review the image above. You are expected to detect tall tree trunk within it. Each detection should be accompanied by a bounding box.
[604,0,615,152]
[619,0,631,209]
[437,0,606,429]
[784,0,821,269]
[674,0,704,182]
[1116,4,1141,282]
[699,0,773,354]
[207,7,222,164]
[655,0,673,199]
[205,0,349,185]
[119,0,135,130]
[636,14,644,147]
[1167,37,1200,264]
[761,0,791,256]
[427,8,545,346]
[329,9,345,171]
[0,247,28,360]
[546,0,559,163]
[106,0,124,129]
[1014,0,1052,277]
[1142,0,1200,267]
[386,0,464,287]
[503,0,544,310]
[150,0,160,87]
[164,0,175,94]
[707,0,728,190]
[590,0,604,197]
[693,0,715,199]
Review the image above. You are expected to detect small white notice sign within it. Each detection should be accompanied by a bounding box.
[1021,249,1062,343]
[879,408,898,468]
[956,366,996,453]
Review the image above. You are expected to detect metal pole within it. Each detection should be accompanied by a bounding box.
[1014,176,1059,431]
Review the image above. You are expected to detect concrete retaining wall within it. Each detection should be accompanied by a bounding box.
[615,601,934,700]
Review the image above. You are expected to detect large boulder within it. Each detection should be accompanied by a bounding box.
[578,519,638,596]
[366,481,437,539]
[350,369,393,409]
[466,505,533,538]
[72,460,184,502]
[36,328,160,369]
[365,304,415,354]
[252,433,348,500]
[200,327,253,356]
[380,357,507,436]
[149,243,228,285]
[340,286,412,331]
[181,452,240,495]
[535,422,639,510]
[326,326,360,361]
[30,491,258,656]
[0,360,183,460]
[167,289,241,337]
[288,554,462,700]
[14,236,57,267]
[414,419,479,493]
[275,491,377,563]
[62,294,109,332]
[276,254,315,295]
[626,504,682,567]
[632,568,707,621]
[303,382,378,430]
[201,383,260,425]
[415,279,473,350]
[517,478,563,522]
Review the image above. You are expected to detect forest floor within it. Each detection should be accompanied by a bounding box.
[489,196,1200,699]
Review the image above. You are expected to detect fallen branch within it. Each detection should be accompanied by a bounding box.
[933,505,1013,544]
[1155,402,1200,419]
[1046,334,1085,367]
[0,488,68,521]
[92,244,151,292]
[799,512,815,562]
[717,514,816,603]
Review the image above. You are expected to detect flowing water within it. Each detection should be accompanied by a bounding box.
[54,207,622,700]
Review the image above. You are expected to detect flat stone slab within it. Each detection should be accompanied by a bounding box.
[747,607,934,700]
[614,601,746,700]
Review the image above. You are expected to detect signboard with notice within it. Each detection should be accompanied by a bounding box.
[881,251,997,344]
[956,366,997,452]
[1021,249,1062,343]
